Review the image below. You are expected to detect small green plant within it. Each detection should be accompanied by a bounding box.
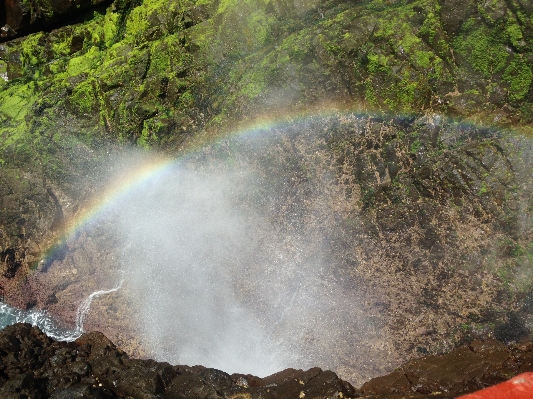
[361,186,376,208]
[410,138,421,154]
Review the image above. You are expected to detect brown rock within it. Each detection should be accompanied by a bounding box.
[360,338,533,397]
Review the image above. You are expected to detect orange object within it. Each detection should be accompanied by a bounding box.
[457,373,533,399]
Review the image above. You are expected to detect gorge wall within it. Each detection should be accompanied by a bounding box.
[0,0,533,388]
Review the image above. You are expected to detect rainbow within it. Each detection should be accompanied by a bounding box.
[37,106,496,268]
[37,106,361,267]
[36,155,178,268]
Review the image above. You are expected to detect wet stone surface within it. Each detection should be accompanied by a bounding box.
[2,115,533,386]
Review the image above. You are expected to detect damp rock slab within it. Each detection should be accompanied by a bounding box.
[360,338,533,398]
[0,323,357,399]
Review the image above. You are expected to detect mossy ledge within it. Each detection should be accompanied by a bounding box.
[0,0,532,165]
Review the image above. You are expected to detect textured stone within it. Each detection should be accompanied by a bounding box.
[0,323,358,399]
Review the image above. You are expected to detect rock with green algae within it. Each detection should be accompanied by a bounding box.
[0,0,532,162]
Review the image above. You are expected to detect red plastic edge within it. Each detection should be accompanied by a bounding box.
[456,372,533,399]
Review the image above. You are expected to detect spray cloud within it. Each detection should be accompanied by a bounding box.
[105,121,375,377]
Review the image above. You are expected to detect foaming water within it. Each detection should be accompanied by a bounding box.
[0,278,124,341]
[120,166,289,376]
[74,278,124,335]
[0,302,78,341]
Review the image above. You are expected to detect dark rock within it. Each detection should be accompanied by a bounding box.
[1,0,113,41]
[438,0,477,35]
[49,383,118,399]
[3,323,533,398]
[494,312,530,344]
[0,323,358,398]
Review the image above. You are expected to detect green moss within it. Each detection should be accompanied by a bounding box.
[419,11,439,42]
[462,17,477,31]
[147,34,189,76]
[123,0,186,44]
[410,138,422,154]
[367,53,390,74]
[396,73,418,107]
[217,0,268,14]
[67,46,102,76]
[478,182,488,195]
[0,61,7,82]
[364,80,378,106]
[103,12,121,47]
[453,26,509,78]
[0,125,30,151]
[0,0,531,155]
[506,23,523,48]
[138,116,170,147]
[0,83,36,121]
[246,10,276,47]
[70,79,98,114]
[49,30,73,58]
[19,32,46,74]
[414,50,432,69]
[48,59,68,76]
[503,55,533,102]
[124,5,151,40]
[178,90,194,108]
[400,33,422,53]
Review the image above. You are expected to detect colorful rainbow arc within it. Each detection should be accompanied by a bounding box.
[34,107,393,267]
[36,155,177,267]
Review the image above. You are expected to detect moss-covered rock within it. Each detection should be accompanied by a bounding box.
[0,0,531,160]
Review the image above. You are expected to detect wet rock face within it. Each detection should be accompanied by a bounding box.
[1,115,533,386]
[0,169,64,276]
[360,338,533,397]
[1,0,113,40]
[0,323,357,399]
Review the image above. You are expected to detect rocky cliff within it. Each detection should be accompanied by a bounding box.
[1,0,533,391]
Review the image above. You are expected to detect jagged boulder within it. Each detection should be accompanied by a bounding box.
[360,339,533,397]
